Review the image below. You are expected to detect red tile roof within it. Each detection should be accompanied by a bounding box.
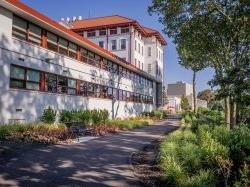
[71,15,167,45]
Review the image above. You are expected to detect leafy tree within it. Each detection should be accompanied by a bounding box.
[197,89,215,104]
[149,0,249,128]
[181,96,190,112]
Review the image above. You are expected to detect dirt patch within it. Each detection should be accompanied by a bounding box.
[131,139,165,187]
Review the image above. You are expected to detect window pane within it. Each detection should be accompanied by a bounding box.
[111,40,116,50]
[68,79,76,88]
[120,39,126,50]
[27,70,40,82]
[28,24,42,45]
[26,82,40,90]
[10,80,25,88]
[10,66,25,79]
[12,16,27,40]
[59,38,68,48]
[80,81,87,96]
[47,32,57,43]
[57,76,67,94]
[45,73,57,93]
[68,88,76,95]
[69,43,77,51]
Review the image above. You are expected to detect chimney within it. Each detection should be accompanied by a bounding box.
[72,16,77,22]
[66,17,70,23]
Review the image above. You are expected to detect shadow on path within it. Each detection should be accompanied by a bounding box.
[0,120,180,187]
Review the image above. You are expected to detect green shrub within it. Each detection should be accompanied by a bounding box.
[59,110,73,123]
[161,155,186,186]
[79,109,92,125]
[108,119,149,129]
[179,142,202,172]
[160,141,178,158]
[40,106,56,124]
[187,170,216,187]
[199,129,229,165]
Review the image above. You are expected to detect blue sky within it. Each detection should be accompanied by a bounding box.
[22,0,214,92]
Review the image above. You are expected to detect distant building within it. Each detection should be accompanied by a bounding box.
[167,81,207,111]
[162,96,181,113]
[167,81,193,97]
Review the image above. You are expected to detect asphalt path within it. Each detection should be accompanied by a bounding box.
[0,120,179,187]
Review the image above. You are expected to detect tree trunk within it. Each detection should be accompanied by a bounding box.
[224,97,230,129]
[192,71,197,113]
[229,97,237,129]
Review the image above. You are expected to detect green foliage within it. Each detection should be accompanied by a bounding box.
[40,106,56,124]
[181,96,190,112]
[108,119,149,129]
[141,109,168,119]
[59,109,109,126]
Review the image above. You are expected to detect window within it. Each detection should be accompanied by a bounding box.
[134,58,137,67]
[120,39,126,50]
[142,46,143,56]
[108,87,113,98]
[138,61,140,69]
[10,65,40,90]
[110,28,117,35]
[135,40,137,50]
[45,73,57,93]
[118,89,123,100]
[80,81,87,96]
[88,51,95,65]
[99,29,106,36]
[12,15,27,40]
[94,54,101,68]
[111,40,117,50]
[99,41,105,48]
[87,30,96,37]
[148,47,151,56]
[141,63,143,71]
[80,48,88,63]
[138,43,140,53]
[122,91,127,101]
[112,63,118,74]
[68,43,77,59]
[58,38,68,56]
[28,23,42,46]
[121,27,129,34]
[57,76,67,94]
[68,79,77,95]
[10,65,25,89]
[87,83,99,97]
[148,64,152,74]
[26,69,40,90]
[47,32,58,52]
[101,86,108,98]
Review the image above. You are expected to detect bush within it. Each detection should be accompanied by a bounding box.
[187,170,216,187]
[0,123,70,143]
[40,107,56,124]
[59,110,73,123]
[108,119,149,129]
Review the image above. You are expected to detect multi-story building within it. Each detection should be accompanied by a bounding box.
[66,15,166,82]
[0,0,166,124]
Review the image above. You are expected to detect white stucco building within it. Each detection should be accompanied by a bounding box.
[0,1,166,124]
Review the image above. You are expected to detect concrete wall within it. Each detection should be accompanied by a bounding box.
[0,7,155,124]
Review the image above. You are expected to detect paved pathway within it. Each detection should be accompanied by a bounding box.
[0,120,179,187]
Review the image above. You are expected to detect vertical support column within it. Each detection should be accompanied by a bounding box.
[41,30,47,48]
[40,72,45,91]
[76,46,80,61]
[76,80,80,96]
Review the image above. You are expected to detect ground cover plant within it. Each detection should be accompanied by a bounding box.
[159,108,250,187]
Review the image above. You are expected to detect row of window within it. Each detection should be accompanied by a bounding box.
[98,39,127,51]
[86,27,129,37]
[135,40,144,56]
[9,65,153,104]
[134,58,143,70]
[12,15,153,88]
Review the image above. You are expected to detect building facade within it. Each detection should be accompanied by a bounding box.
[0,0,165,124]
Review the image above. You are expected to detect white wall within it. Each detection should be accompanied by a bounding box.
[0,8,155,124]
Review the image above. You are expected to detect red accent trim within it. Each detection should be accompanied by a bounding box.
[41,30,47,48]
[40,72,45,91]
[76,46,80,61]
